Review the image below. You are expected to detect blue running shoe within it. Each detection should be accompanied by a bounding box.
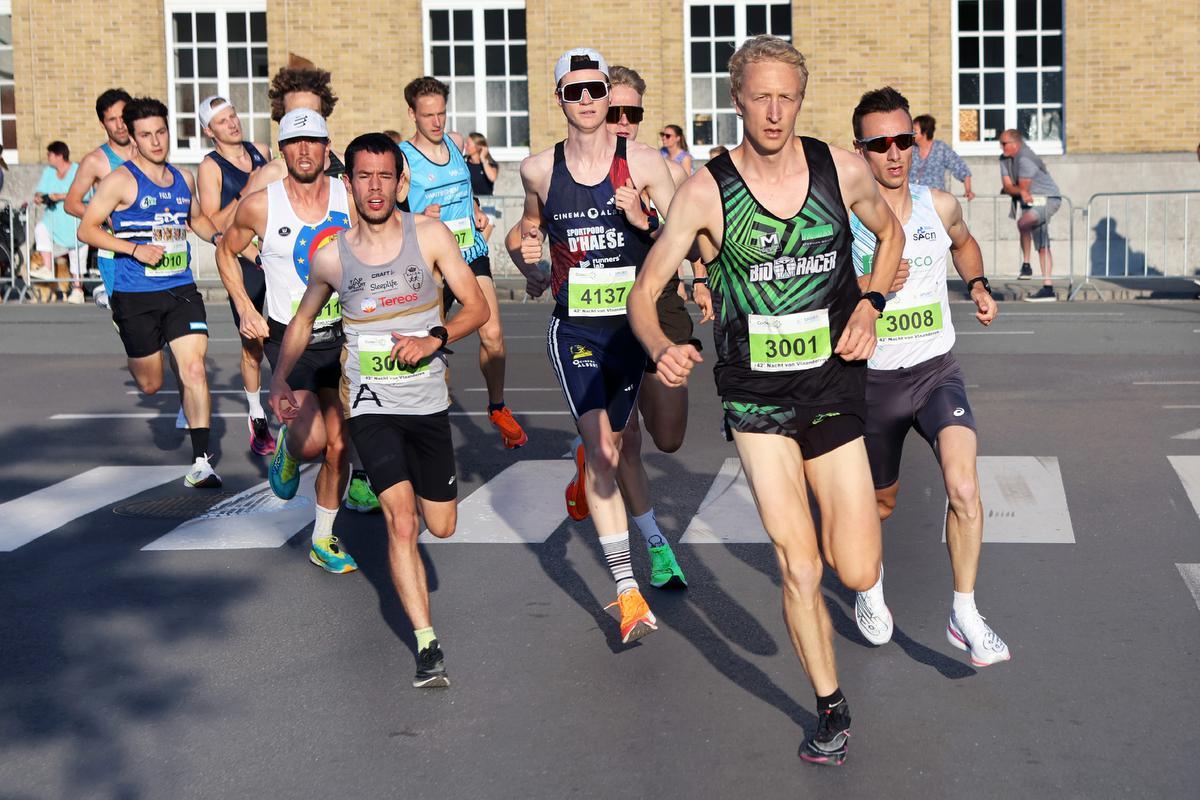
[268,424,300,499]
[309,534,358,574]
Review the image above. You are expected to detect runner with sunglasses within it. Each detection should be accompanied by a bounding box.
[627,36,903,766]
[847,87,1010,667]
[510,48,679,644]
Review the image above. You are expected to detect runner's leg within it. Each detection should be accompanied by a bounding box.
[637,373,689,453]
[938,425,981,593]
[802,437,882,592]
[475,275,506,405]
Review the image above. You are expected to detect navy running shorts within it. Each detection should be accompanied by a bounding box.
[546,316,646,432]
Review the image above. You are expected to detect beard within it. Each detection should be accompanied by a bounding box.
[286,162,323,184]
[356,200,394,225]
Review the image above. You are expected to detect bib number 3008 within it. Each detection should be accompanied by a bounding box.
[748,310,832,372]
[357,333,432,384]
[568,266,635,317]
[876,301,942,342]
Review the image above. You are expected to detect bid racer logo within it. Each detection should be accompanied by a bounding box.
[292,211,351,284]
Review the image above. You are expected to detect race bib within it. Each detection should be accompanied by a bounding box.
[291,293,341,329]
[748,309,832,372]
[357,332,432,384]
[568,266,635,317]
[145,224,188,277]
[876,301,943,343]
[446,217,475,250]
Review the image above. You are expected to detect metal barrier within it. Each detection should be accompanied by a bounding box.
[958,193,1076,292]
[0,200,97,303]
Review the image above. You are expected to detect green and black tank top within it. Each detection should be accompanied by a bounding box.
[704,137,864,407]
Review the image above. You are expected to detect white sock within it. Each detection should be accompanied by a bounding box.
[246,389,265,419]
[953,590,976,618]
[313,504,337,542]
[632,509,666,548]
[600,532,638,595]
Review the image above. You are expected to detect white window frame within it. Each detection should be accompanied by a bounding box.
[683,0,792,152]
[421,0,528,162]
[951,0,1064,156]
[0,0,17,163]
[163,0,269,164]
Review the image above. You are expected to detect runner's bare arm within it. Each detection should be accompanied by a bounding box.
[629,141,676,218]
[216,189,269,338]
[239,158,287,199]
[512,153,551,284]
[269,246,337,420]
[77,168,159,262]
[933,188,996,326]
[64,150,104,219]
[181,170,220,243]
[197,157,239,231]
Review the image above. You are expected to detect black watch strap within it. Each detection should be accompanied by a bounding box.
[692,277,707,286]
[967,276,991,293]
[861,291,886,314]
[429,325,449,347]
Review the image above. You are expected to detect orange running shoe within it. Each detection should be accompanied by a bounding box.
[489,406,529,449]
[565,440,589,521]
[606,588,658,644]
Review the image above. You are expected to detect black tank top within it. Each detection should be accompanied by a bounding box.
[204,142,269,207]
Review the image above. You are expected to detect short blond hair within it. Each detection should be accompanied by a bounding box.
[728,35,808,96]
[609,65,646,97]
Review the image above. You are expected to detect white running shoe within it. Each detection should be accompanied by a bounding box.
[855,579,894,645]
[184,454,222,488]
[947,609,1011,666]
[67,287,85,304]
[175,407,189,429]
[92,286,109,308]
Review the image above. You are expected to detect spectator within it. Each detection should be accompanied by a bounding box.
[464,132,498,197]
[910,114,974,199]
[708,144,728,159]
[999,128,1062,301]
[33,141,84,303]
[658,124,694,173]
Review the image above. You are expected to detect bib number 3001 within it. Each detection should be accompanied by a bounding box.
[357,333,432,384]
[568,266,635,317]
[748,309,832,372]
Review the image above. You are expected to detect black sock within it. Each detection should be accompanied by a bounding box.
[190,427,210,461]
[487,401,506,413]
[816,688,845,712]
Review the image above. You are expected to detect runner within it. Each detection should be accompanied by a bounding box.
[77,96,224,489]
[195,95,275,457]
[627,36,903,765]
[512,49,680,644]
[270,132,488,686]
[216,109,357,573]
[400,76,528,450]
[847,86,1010,666]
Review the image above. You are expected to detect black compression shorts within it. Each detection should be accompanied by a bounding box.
[348,411,457,501]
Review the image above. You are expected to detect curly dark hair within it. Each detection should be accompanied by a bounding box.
[268,66,338,122]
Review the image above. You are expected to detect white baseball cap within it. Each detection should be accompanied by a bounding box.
[554,48,609,85]
[198,96,233,130]
[278,109,329,142]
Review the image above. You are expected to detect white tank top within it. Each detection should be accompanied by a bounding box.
[259,176,351,327]
[851,185,955,371]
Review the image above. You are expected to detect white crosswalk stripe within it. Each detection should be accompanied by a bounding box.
[680,459,769,544]
[424,460,575,544]
[1167,456,1200,519]
[944,456,1075,544]
[1176,564,1200,613]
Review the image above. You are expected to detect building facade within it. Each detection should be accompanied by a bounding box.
[3,0,1197,167]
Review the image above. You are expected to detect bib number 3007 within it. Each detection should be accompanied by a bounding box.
[748,309,832,372]
[568,266,635,317]
[357,333,431,384]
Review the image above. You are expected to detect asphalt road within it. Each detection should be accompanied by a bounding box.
[1,298,1198,799]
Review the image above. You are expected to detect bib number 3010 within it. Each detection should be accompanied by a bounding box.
[567,266,635,317]
[748,309,832,372]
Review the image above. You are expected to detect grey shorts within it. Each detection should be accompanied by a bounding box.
[1028,197,1061,250]
[864,352,976,489]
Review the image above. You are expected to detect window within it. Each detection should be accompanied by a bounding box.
[0,1,15,159]
[685,1,791,150]
[424,1,528,160]
[953,0,1064,154]
[165,2,270,163]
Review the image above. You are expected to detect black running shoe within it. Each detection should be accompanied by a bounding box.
[799,701,851,766]
[413,640,450,688]
[1022,285,1057,302]
[1018,263,1033,279]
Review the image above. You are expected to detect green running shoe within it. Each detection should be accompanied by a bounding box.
[309,534,358,574]
[268,424,300,499]
[344,469,381,513]
[648,543,688,589]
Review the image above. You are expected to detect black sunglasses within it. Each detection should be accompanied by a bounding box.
[856,132,916,153]
[558,80,609,103]
[606,105,644,124]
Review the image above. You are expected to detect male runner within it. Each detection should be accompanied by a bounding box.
[513,48,679,644]
[217,109,357,573]
[78,97,224,489]
[271,132,488,687]
[195,95,274,456]
[847,86,1010,666]
[400,76,527,449]
[627,36,903,765]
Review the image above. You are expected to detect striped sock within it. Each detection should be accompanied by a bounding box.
[600,532,637,595]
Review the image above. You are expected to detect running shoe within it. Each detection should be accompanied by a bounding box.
[345,470,381,513]
[565,438,589,521]
[92,286,109,308]
[489,406,528,449]
[184,454,222,489]
[1018,262,1033,279]
[66,287,84,305]
[605,588,658,644]
[799,700,851,766]
[1023,285,1056,302]
[175,406,189,430]
[268,424,300,499]
[413,640,450,688]
[309,534,358,574]
[947,609,1011,667]
[248,416,276,456]
[648,543,688,589]
[854,574,894,645]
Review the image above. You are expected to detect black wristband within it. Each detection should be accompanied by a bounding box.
[967,276,991,293]
[861,291,886,315]
[692,277,707,286]
[646,213,660,233]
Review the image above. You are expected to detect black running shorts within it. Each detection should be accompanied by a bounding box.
[722,398,865,460]
[110,284,208,359]
[348,411,458,501]
[864,352,977,489]
[442,255,492,312]
[644,278,699,373]
[264,334,342,394]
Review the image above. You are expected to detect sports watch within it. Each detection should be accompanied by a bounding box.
[861,291,886,316]
[967,276,992,294]
[428,325,449,347]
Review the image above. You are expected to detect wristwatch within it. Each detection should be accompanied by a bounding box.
[967,276,992,294]
[692,277,708,287]
[861,291,886,316]
[428,325,449,348]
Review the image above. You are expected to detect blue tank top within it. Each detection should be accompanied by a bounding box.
[101,143,124,170]
[109,161,195,293]
[399,138,488,263]
[204,142,269,207]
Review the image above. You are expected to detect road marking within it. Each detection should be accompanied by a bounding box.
[144,469,318,550]
[50,411,575,420]
[1173,428,1200,440]
[1177,565,1200,613]
[1000,312,1125,317]
[126,389,263,395]
[956,330,1035,335]
[1133,381,1200,386]
[423,460,575,543]
[1163,406,1200,410]
[680,458,770,544]
[0,466,183,551]
[945,456,1074,544]
[1167,457,1200,520]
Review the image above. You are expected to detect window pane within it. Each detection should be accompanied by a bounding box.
[175,49,194,79]
[227,12,246,42]
[487,80,507,112]
[1042,35,1062,66]
[252,47,268,78]
[198,48,218,78]
[511,115,529,147]
[253,118,269,144]
[1017,71,1037,103]
[455,80,475,112]
[714,76,732,108]
[984,72,1004,104]
[230,48,248,78]
[175,84,195,114]
[249,12,266,42]
[692,77,712,108]
[228,82,249,111]
[982,108,1004,140]
[173,13,192,43]
[455,45,474,75]
[484,9,504,39]
[1041,109,1062,141]
[453,9,472,39]
[178,117,197,143]
[715,40,736,72]
[1016,36,1037,67]
[486,115,507,147]
[714,5,735,36]
[958,0,978,31]
[1017,107,1037,139]
[692,114,713,147]
[691,42,711,73]
[747,5,767,35]
[430,10,449,40]
[508,9,525,39]
[196,13,216,42]
[983,36,1004,68]
[509,45,526,76]
[959,108,979,141]
[510,80,528,112]
[690,5,709,37]
[1042,0,1063,29]
[982,0,1002,30]
[199,82,218,102]
[253,83,268,116]
[771,3,791,37]
[958,73,980,104]
[1042,71,1062,104]
[432,46,450,76]
[717,112,738,145]
[3,118,17,149]
[0,84,13,115]
[1016,1,1036,30]
[486,45,505,75]
[958,37,979,69]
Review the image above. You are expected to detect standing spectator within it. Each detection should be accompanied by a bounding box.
[658,124,694,173]
[910,114,974,199]
[999,128,1061,301]
[33,141,84,303]
[464,132,498,197]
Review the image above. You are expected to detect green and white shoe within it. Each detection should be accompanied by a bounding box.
[648,543,688,589]
[344,470,380,513]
